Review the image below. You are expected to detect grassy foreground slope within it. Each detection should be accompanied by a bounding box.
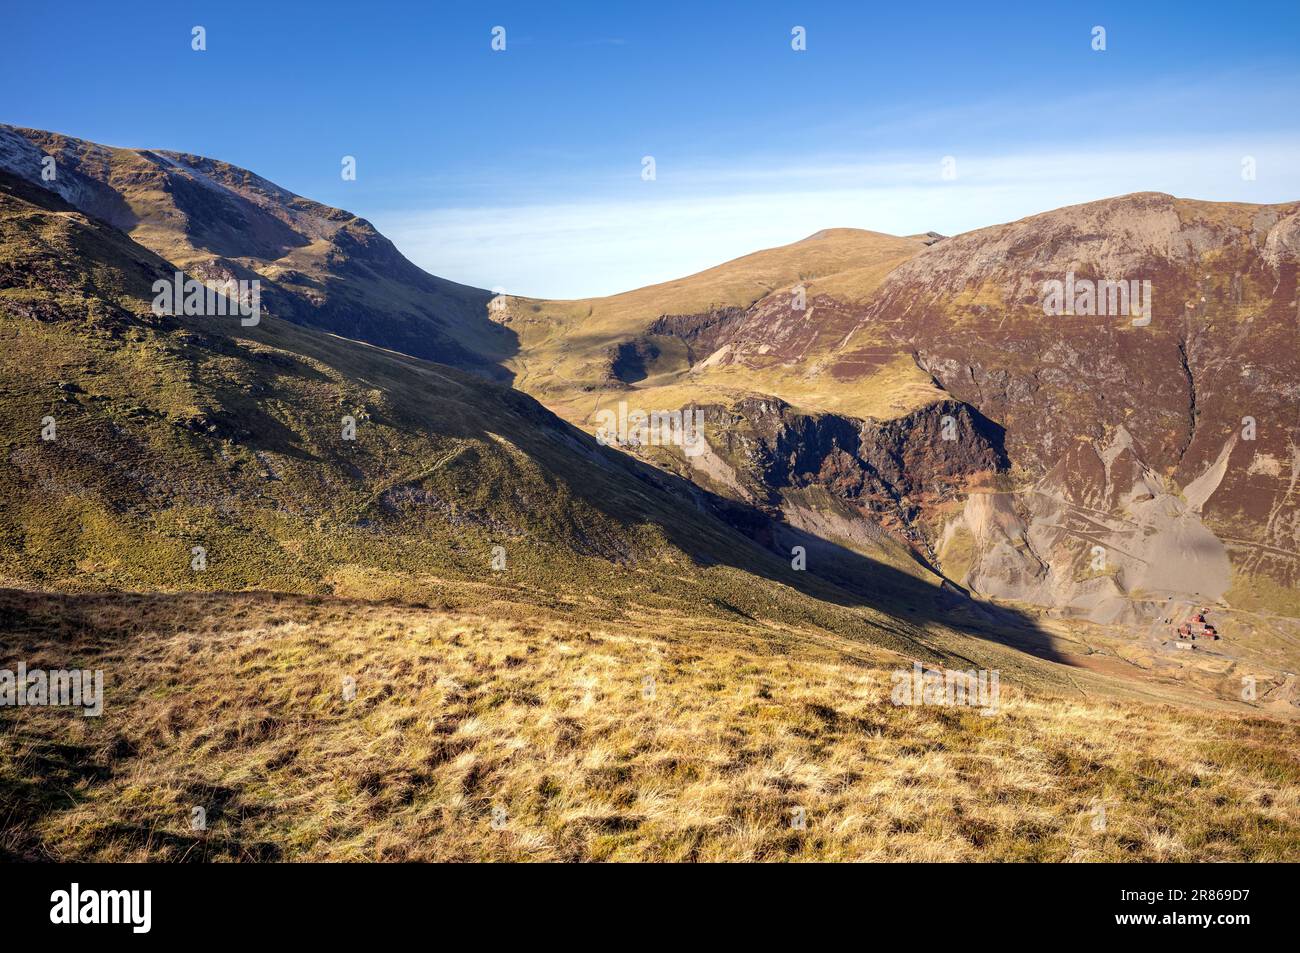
[2,588,1296,861]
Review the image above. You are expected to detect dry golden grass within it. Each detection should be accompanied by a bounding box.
[3,589,1296,862]
[534,228,924,336]
[503,228,927,405]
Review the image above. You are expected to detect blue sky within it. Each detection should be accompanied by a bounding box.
[4,1,1299,297]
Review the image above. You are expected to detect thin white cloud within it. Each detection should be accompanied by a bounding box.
[376,140,1300,299]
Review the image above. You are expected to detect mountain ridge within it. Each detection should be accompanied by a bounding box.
[2,124,1297,864]
[0,123,515,377]
[3,123,1298,710]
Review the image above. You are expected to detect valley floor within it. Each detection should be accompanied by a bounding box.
[1,588,1296,861]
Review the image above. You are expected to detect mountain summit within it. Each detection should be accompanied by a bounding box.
[0,124,514,376]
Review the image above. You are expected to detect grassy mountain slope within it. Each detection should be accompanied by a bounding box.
[0,124,513,376]
[497,227,933,417]
[0,167,1047,671]
[3,588,1296,861]
[1,127,1296,863]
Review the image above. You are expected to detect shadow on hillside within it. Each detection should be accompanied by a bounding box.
[0,169,523,389]
[213,324,1066,668]
[526,413,1068,668]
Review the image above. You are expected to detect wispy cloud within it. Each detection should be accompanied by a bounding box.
[377,138,1300,299]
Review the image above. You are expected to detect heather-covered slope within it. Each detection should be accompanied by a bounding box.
[852,194,1300,619]
[514,194,1300,642]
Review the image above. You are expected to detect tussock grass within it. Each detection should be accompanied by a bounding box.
[2,589,1295,862]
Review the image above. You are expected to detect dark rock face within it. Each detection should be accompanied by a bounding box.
[723,397,1005,502]
[646,308,747,364]
[693,396,1006,568]
[608,339,659,384]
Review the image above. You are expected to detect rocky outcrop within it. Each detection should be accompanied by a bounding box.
[646,307,747,361]
[682,396,1006,568]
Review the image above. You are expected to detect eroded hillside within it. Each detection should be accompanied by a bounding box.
[498,195,1300,694]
